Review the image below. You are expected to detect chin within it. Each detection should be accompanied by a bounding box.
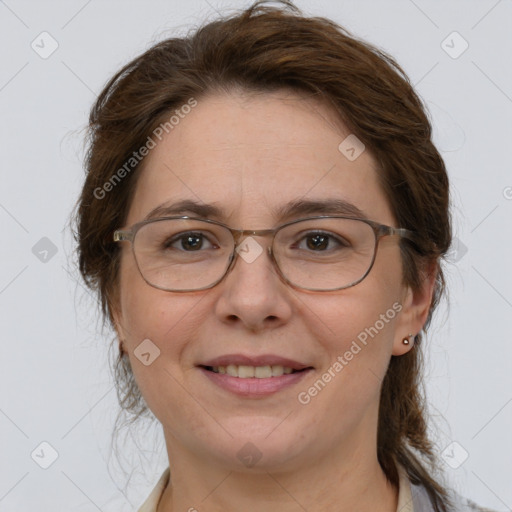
[199,421,308,472]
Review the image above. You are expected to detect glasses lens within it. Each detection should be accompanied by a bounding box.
[133,218,233,291]
[274,218,376,290]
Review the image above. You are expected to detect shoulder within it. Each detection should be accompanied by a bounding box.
[450,492,500,512]
[412,480,499,512]
[137,467,170,512]
[398,464,498,512]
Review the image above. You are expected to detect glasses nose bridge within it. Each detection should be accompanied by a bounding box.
[224,227,282,288]
[227,228,278,274]
[232,227,276,248]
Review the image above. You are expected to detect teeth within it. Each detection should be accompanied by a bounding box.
[238,365,255,378]
[255,365,272,378]
[211,364,297,378]
[226,364,238,377]
[271,365,284,376]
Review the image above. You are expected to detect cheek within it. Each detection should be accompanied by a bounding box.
[293,295,401,448]
[299,248,404,387]
[120,288,205,355]
[305,265,402,353]
[117,287,207,428]
[115,253,222,418]
[117,251,198,344]
[310,293,400,372]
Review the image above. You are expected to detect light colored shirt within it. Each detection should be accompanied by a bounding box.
[136,464,497,512]
[137,467,169,512]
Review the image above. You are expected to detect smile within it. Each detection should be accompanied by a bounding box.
[198,357,313,397]
[205,364,300,378]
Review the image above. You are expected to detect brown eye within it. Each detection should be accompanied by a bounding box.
[165,232,214,251]
[295,231,349,252]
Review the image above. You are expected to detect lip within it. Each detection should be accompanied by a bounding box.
[197,353,314,398]
[199,354,311,370]
[199,366,313,397]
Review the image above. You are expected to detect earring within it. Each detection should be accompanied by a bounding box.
[402,333,414,345]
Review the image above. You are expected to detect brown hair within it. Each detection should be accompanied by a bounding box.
[72,1,452,509]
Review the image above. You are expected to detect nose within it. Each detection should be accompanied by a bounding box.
[213,236,293,331]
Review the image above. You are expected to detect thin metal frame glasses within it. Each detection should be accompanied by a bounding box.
[114,215,416,292]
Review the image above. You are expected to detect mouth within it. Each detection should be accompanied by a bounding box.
[201,364,307,378]
[197,355,314,397]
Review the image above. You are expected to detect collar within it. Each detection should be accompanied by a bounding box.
[138,463,420,512]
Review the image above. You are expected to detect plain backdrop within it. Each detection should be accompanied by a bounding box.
[1,0,511,510]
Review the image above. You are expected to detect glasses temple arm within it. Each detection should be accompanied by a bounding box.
[113,230,133,242]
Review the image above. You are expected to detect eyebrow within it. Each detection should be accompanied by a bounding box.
[143,197,368,223]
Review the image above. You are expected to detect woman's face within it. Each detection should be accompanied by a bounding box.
[113,89,425,472]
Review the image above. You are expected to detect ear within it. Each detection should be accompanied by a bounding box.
[392,259,438,356]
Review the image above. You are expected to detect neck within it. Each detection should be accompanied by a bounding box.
[157,434,398,512]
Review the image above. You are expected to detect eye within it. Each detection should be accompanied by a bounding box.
[296,231,349,251]
[165,231,217,251]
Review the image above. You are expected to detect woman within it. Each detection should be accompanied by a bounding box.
[73,1,497,511]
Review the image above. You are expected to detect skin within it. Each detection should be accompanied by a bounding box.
[112,89,436,512]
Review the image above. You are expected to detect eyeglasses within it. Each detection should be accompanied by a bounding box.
[113,215,417,292]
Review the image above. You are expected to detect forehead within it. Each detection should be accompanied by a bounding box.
[126,90,394,227]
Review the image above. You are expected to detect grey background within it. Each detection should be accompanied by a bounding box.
[0,0,511,510]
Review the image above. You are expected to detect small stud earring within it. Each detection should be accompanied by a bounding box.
[402,333,414,345]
